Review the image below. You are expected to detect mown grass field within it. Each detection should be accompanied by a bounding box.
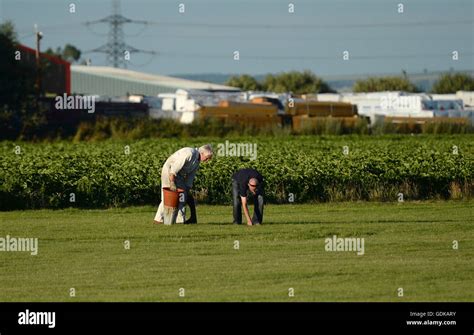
[0,201,473,302]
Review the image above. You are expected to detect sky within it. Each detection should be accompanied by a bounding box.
[1,0,473,77]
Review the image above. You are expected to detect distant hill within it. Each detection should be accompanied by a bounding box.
[172,70,474,93]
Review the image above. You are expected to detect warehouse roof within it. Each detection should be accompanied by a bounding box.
[71,65,239,96]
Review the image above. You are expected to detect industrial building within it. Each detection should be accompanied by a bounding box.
[17,43,239,97]
[316,91,474,124]
[17,44,71,95]
[70,65,239,96]
[16,43,474,127]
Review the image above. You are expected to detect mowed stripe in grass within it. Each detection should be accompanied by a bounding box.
[0,201,473,302]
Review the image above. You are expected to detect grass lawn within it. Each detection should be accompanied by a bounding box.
[0,201,473,302]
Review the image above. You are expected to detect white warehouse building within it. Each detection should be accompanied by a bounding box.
[70,65,240,96]
[316,91,474,124]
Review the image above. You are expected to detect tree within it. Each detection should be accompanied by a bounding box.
[431,73,474,94]
[0,20,18,42]
[0,21,43,139]
[45,43,82,63]
[353,76,419,93]
[263,70,333,94]
[226,71,334,94]
[226,74,262,91]
[0,21,36,108]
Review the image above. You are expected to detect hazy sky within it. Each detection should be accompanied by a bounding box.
[1,0,473,77]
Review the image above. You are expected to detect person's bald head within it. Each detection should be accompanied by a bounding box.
[248,178,259,194]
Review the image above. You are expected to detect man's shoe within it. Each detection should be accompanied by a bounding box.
[153,220,163,225]
[184,218,197,224]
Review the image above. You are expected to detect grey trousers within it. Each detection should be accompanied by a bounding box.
[232,180,264,225]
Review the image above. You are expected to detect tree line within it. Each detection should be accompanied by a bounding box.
[226,71,474,94]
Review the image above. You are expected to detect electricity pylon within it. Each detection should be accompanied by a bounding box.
[85,0,156,68]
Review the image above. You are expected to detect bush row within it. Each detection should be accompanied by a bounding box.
[0,135,473,210]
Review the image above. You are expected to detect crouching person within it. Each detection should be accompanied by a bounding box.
[154,144,213,224]
[232,168,264,226]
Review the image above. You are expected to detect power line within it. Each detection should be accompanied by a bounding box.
[128,53,157,67]
[143,18,474,29]
[19,32,35,39]
[85,24,108,37]
[17,18,473,33]
[83,0,157,68]
[18,29,472,42]
[14,9,472,68]
[155,51,474,61]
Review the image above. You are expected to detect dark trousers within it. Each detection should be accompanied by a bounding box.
[232,180,264,225]
[186,191,197,220]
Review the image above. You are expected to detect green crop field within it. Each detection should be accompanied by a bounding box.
[1,134,473,209]
[0,201,473,302]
